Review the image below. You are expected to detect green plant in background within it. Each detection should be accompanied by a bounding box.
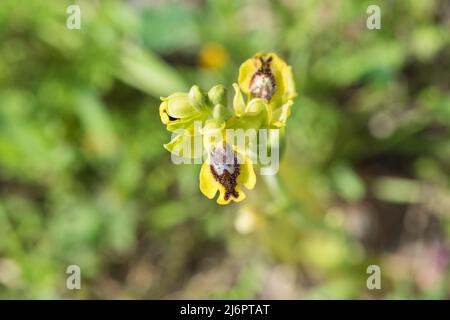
[159,53,297,204]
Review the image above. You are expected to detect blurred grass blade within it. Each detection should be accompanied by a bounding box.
[75,90,117,158]
[373,177,421,204]
[330,162,365,202]
[116,42,187,97]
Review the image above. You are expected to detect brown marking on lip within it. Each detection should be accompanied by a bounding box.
[209,146,241,201]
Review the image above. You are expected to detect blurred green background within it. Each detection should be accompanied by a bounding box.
[0,0,449,299]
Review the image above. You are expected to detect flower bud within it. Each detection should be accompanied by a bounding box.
[167,93,198,119]
[188,85,208,111]
[208,84,227,106]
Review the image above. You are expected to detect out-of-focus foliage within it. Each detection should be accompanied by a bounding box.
[0,0,449,299]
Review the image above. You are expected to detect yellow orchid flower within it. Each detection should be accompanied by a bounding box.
[159,85,210,132]
[198,121,256,205]
[199,143,256,205]
[237,52,297,127]
[238,52,296,104]
[159,53,296,205]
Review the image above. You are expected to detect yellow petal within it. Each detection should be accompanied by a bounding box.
[163,134,184,156]
[283,65,297,100]
[163,132,202,158]
[199,160,220,199]
[271,100,293,127]
[167,94,198,118]
[159,100,169,124]
[237,55,257,97]
[237,158,256,190]
[232,83,246,116]
[166,113,203,132]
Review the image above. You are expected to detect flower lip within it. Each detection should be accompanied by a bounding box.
[199,142,256,204]
[209,144,241,201]
[249,55,276,101]
[210,144,239,173]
